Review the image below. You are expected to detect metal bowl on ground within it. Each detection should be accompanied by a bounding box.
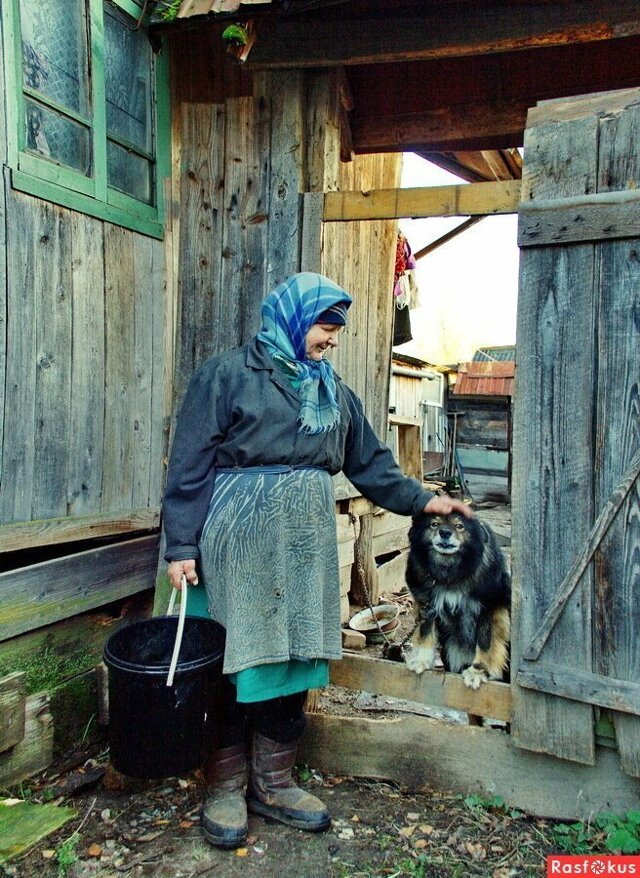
[348,604,400,643]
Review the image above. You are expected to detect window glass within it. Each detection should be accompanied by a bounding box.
[104,4,152,152]
[107,141,152,203]
[20,0,89,117]
[24,98,91,173]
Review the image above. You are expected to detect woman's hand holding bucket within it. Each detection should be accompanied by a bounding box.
[168,559,198,589]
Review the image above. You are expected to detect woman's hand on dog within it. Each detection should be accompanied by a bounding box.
[423,495,474,519]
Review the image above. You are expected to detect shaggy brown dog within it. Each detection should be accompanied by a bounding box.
[400,511,510,689]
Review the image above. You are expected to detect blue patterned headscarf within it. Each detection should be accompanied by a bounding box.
[257,272,353,434]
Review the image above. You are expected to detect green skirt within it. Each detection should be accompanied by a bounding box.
[186,583,329,702]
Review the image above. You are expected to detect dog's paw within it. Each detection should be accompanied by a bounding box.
[405,646,436,675]
[382,643,405,663]
[462,664,489,690]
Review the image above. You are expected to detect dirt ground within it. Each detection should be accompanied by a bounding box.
[3,741,566,878]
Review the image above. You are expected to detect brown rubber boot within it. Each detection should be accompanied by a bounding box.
[246,732,331,831]
[201,742,248,849]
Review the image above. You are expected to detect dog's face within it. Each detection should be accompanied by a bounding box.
[414,513,481,557]
[408,512,485,583]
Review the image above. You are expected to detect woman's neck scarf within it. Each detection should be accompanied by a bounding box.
[257,272,353,434]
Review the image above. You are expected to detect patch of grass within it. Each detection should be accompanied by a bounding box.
[459,792,524,819]
[0,646,94,696]
[56,833,81,878]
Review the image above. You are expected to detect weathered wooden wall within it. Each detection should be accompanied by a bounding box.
[168,55,399,428]
[0,169,172,769]
[0,192,170,539]
[512,87,640,777]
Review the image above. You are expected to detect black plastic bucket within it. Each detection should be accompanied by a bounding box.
[103,616,225,779]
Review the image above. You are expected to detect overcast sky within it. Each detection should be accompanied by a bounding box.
[396,152,520,365]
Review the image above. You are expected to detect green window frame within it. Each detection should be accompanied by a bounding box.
[3,0,170,239]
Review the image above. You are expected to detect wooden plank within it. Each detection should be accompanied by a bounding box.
[32,203,72,520]
[527,87,640,129]
[518,662,640,716]
[0,694,53,788]
[0,170,7,506]
[377,549,409,595]
[301,192,323,274]
[132,236,154,509]
[594,97,640,778]
[175,103,226,401]
[0,191,38,522]
[255,70,305,291]
[219,96,270,352]
[247,3,640,69]
[148,235,170,510]
[522,447,640,661]
[68,213,105,517]
[351,97,530,155]
[331,654,512,722]
[511,108,598,765]
[102,225,136,512]
[519,189,640,247]
[0,673,26,753]
[299,714,640,821]
[324,180,521,222]
[0,508,160,553]
[0,535,159,641]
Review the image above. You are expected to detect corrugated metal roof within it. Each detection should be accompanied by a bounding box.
[453,360,515,397]
[472,345,516,362]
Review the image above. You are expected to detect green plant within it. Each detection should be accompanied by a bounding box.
[158,0,181,22]
[596,811,640,853]
[56,833,81,878]
[459,792,524,819]
[550,821,595,854]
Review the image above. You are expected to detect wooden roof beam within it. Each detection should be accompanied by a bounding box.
[322,179,521,222]
[246,1,640,68]
[351,98,529,154]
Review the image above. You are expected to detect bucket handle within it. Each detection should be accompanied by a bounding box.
[166,576,188,688]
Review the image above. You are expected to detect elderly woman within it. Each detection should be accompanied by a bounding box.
[163,272,470,850]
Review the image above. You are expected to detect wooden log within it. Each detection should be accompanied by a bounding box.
[0,693,53,788]
[0,508,160,553]
[0,535,159,641]
[0,673,26,753]
[330,654,511,723]
[350,513,379,608]
[299,713,640,821]
[323,180,521,222]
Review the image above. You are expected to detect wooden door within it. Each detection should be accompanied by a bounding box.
[511,88,640,776]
